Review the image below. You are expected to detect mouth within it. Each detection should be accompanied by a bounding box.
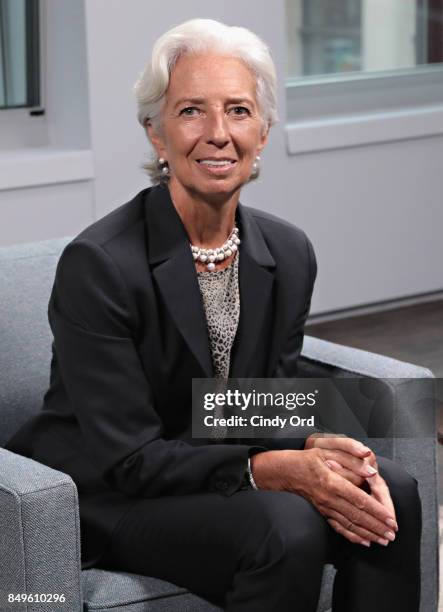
[196,158,237,175]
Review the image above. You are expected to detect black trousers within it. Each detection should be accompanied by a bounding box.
[97,456,422,611]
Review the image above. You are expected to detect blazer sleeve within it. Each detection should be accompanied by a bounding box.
[49,239,266,499]
[261,234,325,449]
[272,234,317,378]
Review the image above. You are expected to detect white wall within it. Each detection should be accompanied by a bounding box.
[0,0,95,247]
[1,0,442,315]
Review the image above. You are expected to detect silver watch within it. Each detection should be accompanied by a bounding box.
[247,456,259,490]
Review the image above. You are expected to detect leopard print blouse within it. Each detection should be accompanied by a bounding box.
[197,252,240,439]
[197,251,240,380]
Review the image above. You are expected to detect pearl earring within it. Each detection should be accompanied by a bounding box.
[158,157,170,177]
[251,155,261,179]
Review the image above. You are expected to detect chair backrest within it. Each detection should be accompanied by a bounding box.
[0,237,71,447]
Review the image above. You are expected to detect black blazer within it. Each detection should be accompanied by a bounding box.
[5,184,317,568]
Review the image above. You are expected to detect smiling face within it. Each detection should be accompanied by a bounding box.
[147,52,269,202]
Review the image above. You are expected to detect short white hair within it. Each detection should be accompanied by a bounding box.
[133,18,278,184]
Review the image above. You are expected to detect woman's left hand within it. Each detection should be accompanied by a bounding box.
[304,433,378,487]
[304,434,397,543]
[325,467,397,545]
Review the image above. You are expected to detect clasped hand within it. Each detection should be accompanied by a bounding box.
[250,434,398,548]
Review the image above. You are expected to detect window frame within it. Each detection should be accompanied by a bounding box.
[0,0,41,111]
[285,64,443,155]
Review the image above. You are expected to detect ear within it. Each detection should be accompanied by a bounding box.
[146,121,167,159]
[257,123,270,155]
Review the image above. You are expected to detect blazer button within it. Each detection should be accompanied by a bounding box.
[216,480,229,491]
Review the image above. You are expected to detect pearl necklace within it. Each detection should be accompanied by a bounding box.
[191,227,240,271]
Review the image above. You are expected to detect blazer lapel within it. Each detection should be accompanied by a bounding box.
[145,185,213,377]
[229,204,275,377]
[144,186,277,380]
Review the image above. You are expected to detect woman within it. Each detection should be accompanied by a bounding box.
[6,18,421,611]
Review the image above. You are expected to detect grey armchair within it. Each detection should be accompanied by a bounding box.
[0,238,438,611]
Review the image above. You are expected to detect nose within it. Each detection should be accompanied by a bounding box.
[204,109,230,148]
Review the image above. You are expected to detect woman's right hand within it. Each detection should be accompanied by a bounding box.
[250,449,398,547]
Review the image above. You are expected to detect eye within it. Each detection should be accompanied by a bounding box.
[230,106,251,117]
[179,106,201,117]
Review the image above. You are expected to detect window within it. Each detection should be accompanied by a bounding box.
[0,0,40,110]
[285,0,443,155]
[286,0,443,81]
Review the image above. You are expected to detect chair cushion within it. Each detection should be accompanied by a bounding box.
[81,568,222,611]
[81,566,335,611]
[317,565,335,612]
[0,237,71,446]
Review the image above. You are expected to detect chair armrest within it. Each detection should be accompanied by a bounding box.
[301,335,435,379]
[0,447,83,611]
[301,335,438,612]
[300,335,436,455]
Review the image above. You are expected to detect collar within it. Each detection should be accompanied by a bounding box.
[145,183,275,269]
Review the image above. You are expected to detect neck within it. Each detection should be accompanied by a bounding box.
[167,178,239,248]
